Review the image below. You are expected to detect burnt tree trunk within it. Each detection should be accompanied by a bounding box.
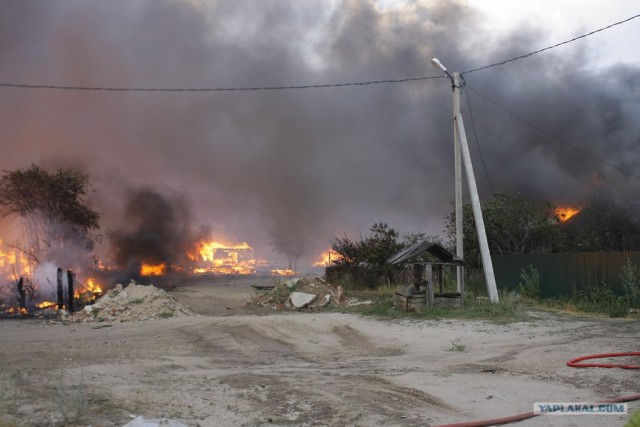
[17,276,26,310]
[57,268,64,309]
[67,269,74,312]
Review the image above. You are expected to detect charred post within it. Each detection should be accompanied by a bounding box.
[17,276,26,311]
[67,269,74,312]
[57,268,64,309]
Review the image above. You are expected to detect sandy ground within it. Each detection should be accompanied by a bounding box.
[0,275,638,427]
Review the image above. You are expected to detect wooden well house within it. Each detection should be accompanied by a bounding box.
[388,241,464,312]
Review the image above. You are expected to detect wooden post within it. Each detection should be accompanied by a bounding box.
[425,263,434,308]
[17,276,26,311]
[56,268,64,309]
[67,269,74,312]
[437,264,444,294]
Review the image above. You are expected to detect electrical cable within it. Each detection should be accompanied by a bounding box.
[462,84,494,194]
[0,13,638,91]
[434,352,640,427]
[465,84,640,181]
[462,13,640,75]
[0,75,445,93]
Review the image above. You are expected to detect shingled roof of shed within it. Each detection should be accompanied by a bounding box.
[387,241,464,265]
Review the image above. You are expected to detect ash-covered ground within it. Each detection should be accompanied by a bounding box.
[0,275,638,427]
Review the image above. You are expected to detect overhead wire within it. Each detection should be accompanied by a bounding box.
[461,83,494,194]
[0,75,445,92]
[462,13,640,75]
[465,84,640,181]
[0,9,637,189]
[0,13,636,92]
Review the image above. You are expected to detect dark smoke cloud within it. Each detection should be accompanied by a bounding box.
[108,187,202,279]
[0,0,637,268]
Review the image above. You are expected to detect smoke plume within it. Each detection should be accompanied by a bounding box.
[0,0,637,268]
[108,187,202,279]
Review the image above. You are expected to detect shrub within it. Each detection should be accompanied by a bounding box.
[621,258,640,309]
[581,281,628,318]
[464,269,487,298]
[518,264,541,301]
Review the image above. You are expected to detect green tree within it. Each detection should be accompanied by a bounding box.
[331,222,405,269]
[563,197,640,252]
[445,190,565,267]
[360,222,404,269]
[0,165,100,261]
[330,223,442,288]
[483,191,563,254]
[329,234,361,266]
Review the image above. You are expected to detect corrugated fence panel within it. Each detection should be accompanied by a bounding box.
[492,252,640,298]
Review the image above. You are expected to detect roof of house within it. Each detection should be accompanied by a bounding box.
[387,241,464,265]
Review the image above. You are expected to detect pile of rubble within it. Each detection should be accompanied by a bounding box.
[71,281,194,323]
[249,276,371,311]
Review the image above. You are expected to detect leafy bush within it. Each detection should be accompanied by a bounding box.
[271,283,296,304]
[55,368,87,424]
[621,258,640,309]
[355,289,525,322]
[444,339,468,352]
[518,264,541,301]
[464,269,487,298]
[578,281,628,318]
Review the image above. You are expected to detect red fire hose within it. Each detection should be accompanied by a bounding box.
[567,351,640,369]
[433,352,640,427]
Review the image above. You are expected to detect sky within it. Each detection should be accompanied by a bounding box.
[468,0,639,68]
[0,0,638,270]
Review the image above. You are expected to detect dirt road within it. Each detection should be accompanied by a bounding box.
[0,276,638,426]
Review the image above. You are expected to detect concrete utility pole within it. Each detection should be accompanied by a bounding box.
[431,58,499,303]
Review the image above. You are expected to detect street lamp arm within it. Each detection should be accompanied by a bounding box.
[430,58,453,80]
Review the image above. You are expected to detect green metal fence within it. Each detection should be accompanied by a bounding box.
[492,252,640,298]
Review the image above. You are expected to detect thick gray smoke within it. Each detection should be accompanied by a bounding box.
[0,0,637,268]
[108,187,202,279]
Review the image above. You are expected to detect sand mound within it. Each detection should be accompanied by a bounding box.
[71,281,194,323]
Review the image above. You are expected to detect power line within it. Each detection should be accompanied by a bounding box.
[1,13,637,92]
[0,75,445,93]
[462,85,494,194]
[462,13,640,75]
[465,85,640,181]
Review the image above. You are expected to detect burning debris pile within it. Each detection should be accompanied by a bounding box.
[249,276,367,311]
[71,281,194,323]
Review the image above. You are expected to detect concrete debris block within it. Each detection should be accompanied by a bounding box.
[284,278,302,288]
[290,292,317,308]
[318,294,331,308]
[92,294,112,309]
[110,283,124,295]
[348,300,374,307]
[248,276,371,312]
[122,416,187,427]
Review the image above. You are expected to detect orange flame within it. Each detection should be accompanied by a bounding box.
[313,249,340,267]
[188,239,261,275]
[86,278,103,294]
[36,301,56,309]
[555,206,581,222]
[5,306,29,315]
[271,269,296,276]
[0,239,34,280]
[189,240,252,262]
[75,278,103,298]
[141,263,167,276]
